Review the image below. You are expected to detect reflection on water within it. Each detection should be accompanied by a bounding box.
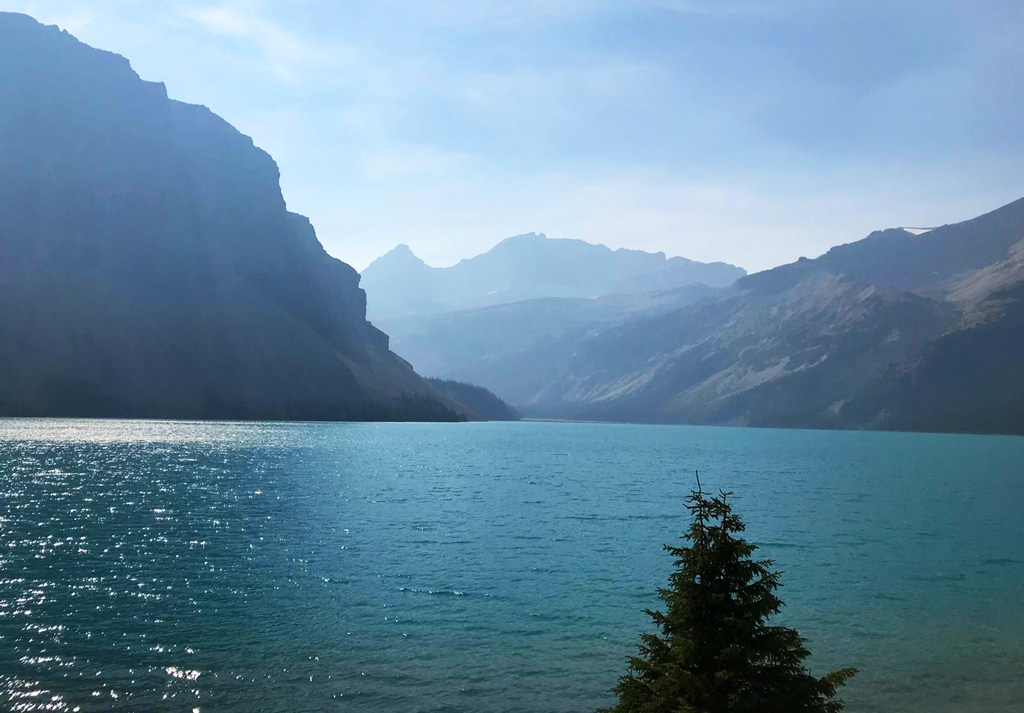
[0,418,1022,711]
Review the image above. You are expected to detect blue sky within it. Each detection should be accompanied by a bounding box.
[9,0,1024,272]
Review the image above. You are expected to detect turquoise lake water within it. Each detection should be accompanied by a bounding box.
[0,419,1022,712]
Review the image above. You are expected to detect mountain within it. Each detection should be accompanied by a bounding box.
[361,233,745,321]
[425,378,520,421]
[0,13,460,421]
[383,196,1024,435]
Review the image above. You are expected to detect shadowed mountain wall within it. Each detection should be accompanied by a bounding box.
[0,13,460,421]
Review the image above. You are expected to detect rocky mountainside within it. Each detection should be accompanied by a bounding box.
[0,13,460,421]
[842,229,1024,434]
[361,233,745,321]
[817,197,1024,293]
[524,262,958,426]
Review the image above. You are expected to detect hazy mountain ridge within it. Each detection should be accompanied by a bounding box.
[817,197,1024,293]
[361,233,745,321]
[0,13,460,421]
[379,284,722,405]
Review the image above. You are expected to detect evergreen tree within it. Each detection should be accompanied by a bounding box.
[602,478,855,713]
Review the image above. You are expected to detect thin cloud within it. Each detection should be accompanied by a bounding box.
[648,0,801,17]
[360,144,477,182]
[177,2,354,81]
[394,0,610,28]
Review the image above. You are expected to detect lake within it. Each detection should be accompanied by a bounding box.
[0,419,1022,711]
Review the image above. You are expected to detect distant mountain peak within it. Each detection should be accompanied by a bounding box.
[386,243,420,259]
[498,232,547,243]
[367,243,429,269]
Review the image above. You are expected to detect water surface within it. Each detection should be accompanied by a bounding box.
[1,419,1022,711]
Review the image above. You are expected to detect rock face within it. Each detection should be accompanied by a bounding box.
[0,13,460,421]
[361,233,745,321]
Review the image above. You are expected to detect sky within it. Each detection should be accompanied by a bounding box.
[8,0,1024,273]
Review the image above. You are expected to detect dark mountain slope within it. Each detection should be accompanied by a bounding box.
[426,379,520,421]
[0,13,460,421]
[525,262,957,427]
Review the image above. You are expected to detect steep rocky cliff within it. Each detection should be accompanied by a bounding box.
[0,13,460,421]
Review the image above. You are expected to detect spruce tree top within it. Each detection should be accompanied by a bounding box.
[602,478,855,713]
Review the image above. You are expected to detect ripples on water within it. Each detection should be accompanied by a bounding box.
[0,419,1022,711]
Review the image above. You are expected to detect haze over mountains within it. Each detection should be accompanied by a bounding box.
[361,234,745,322]
[0,13,460,421]
[5,11,1022,434]
[368,198,1024,435]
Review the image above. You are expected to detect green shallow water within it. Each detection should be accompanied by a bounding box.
[0,419,1022,712]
